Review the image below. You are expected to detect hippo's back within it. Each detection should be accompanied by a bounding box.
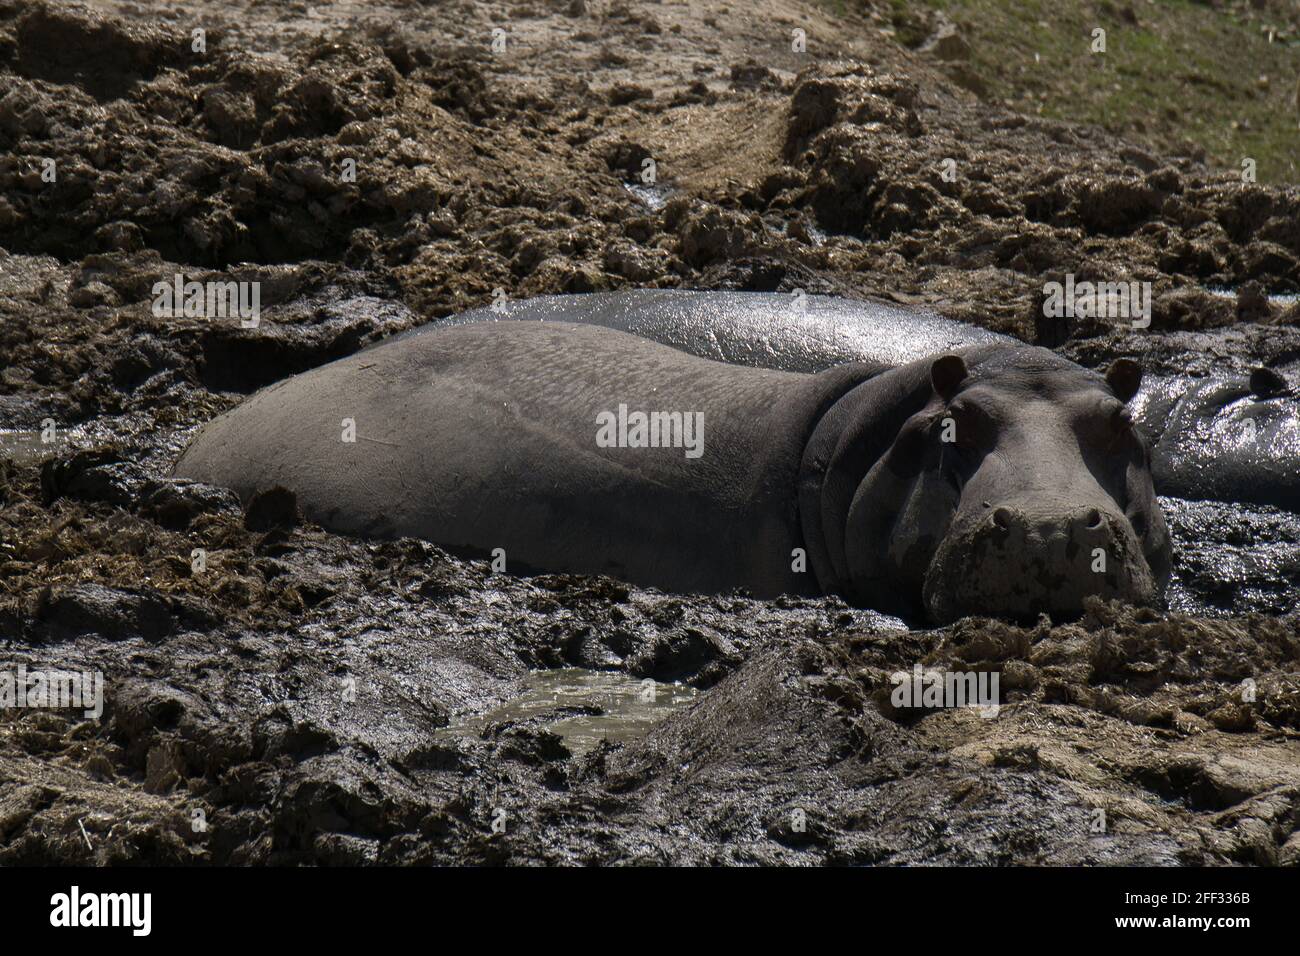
[175,319,877,595]
[421,289,1011,373]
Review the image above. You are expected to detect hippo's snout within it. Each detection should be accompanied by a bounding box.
[988,504,1108,541]
[921,503,1159,623]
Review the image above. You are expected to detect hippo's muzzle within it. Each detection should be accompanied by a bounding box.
[921,502,1159,624]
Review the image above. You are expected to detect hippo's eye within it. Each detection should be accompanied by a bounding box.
[944,401,991,449]
[940,445,967,495]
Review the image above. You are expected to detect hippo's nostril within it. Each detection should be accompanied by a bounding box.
[992,507,1012,530]
[1086,509,1102,530]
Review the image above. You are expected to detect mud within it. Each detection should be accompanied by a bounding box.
[1,0,1299,865]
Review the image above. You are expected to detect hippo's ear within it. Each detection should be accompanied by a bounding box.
[930,354,968,401]
[1105,358,1143,403]
[1249,367,1289,399]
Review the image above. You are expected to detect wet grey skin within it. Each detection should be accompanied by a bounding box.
[1129,369,1299,510]
[431,288,1010,372]
[175,304,1171,623]
[452,290,1297,511]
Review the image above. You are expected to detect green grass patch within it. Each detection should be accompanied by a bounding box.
[843,0,1300,182]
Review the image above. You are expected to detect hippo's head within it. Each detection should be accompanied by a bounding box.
[801,346,1171,622]
[1132,366,1300,509]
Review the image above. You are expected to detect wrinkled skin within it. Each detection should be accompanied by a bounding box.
[177,314,1171,623]
[470,291,1298,514]
[800,346,1171,622]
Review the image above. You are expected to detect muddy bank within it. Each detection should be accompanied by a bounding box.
[2,0,1300,865]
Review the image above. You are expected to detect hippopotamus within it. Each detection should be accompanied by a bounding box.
[445,291,1299,511]
[175,292,1173,622]
[1131,368,1298,509]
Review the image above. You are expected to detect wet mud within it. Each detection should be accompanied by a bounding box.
[1,0,1299,865]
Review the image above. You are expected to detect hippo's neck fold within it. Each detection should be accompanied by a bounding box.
[797,360,934,601]
[796,345,1011,606]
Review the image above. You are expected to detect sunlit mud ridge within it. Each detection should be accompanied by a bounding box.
[1,0,1299,865]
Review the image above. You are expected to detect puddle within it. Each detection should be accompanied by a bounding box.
[439,667,699,756]
[623,182,673,210]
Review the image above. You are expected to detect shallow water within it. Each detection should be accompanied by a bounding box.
[440,667,699,756]
[622,182,673,210]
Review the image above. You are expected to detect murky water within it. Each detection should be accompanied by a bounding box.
[622,182,673,210]
[440,667,698,756]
